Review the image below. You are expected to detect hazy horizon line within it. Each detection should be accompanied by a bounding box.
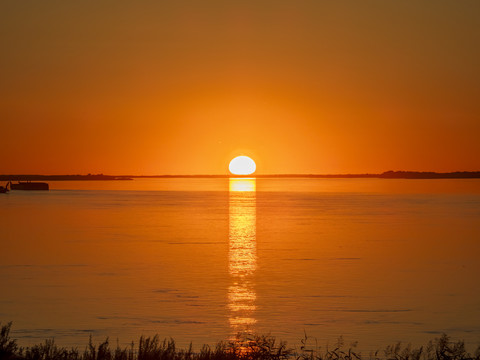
[2,170,480,179]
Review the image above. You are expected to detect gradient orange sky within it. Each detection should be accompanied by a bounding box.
[1,1,479,175]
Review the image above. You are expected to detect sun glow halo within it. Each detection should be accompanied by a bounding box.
[229,156,256,176]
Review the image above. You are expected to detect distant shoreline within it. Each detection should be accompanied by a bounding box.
[0,174,133,181]
[2,171,480,181]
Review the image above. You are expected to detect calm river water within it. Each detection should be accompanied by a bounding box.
[1,178,479,351]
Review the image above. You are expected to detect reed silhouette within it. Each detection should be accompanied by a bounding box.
[1,323,479,360]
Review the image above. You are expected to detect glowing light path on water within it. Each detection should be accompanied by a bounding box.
[228,178,257,336]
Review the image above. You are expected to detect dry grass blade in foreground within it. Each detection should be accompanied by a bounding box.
[1,322,479,360]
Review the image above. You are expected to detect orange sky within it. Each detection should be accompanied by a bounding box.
[1,1,479,175]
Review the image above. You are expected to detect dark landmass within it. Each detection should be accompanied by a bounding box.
[1,322,479,360]
[0,174,133,181]
[133,171,480,179]
[1,171,480,181]
[357,170,480,179]
[378,170,480,179]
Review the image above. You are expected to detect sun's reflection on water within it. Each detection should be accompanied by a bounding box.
[228,178,257,338]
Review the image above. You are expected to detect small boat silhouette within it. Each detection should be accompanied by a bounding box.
[0,183,9,193]
[9,181,49,191]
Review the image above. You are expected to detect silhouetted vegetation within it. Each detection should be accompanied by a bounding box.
[1,322,479,360]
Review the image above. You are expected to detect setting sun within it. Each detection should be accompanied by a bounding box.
[229,156,256,175]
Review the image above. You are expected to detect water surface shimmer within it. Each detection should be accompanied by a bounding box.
[1,178,479,350]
